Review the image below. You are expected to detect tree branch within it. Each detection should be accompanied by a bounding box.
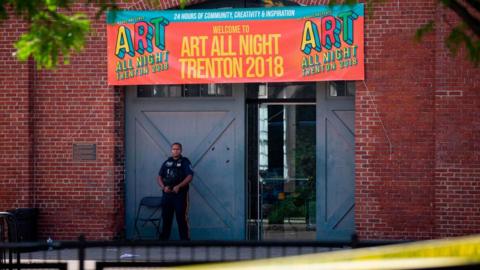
[441,0,480,37]
[464,0,480,13]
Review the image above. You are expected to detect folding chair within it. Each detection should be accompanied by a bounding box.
[0,212,19,265]
[0,212,18,242]
[134,196,163,239]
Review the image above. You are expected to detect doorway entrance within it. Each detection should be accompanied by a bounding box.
[258,103,316,240]
[125,81,355,241]
[246,82,316,240]
[247,82,355,241]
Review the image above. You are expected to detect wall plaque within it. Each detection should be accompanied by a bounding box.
[73,144,97,161]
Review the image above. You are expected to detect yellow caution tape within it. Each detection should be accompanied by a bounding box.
[168,234,480,270]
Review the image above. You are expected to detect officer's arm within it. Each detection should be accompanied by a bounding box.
[157,175,165,189]
[158,175,172,192]
[174,174,193,190]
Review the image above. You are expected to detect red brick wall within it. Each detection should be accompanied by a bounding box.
[0,15,33,210]
[0,4,126,240]
[433,5,480,237]
[354,0,438,240]
[354,0,480,240]
[30,4,121,239]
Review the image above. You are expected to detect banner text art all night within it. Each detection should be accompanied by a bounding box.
[179,31,282,79]
[106,5,364,85]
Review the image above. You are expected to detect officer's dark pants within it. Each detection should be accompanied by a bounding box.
[160,191,190,240]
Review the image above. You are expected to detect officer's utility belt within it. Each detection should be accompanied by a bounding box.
[164,177,182,188]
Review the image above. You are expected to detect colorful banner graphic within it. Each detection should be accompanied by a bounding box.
[107,5,364,85]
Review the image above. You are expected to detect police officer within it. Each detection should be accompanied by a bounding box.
[157,142,194,240]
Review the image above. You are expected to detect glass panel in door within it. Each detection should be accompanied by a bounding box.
[258,104,316,240]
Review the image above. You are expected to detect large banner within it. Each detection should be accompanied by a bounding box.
[107,5,364,85]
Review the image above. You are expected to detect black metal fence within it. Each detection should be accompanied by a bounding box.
[1,210,401,270]
[3,212,479,270]
[1,234,402,270]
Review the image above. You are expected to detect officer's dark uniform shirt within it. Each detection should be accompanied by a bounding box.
[159,156,194,192]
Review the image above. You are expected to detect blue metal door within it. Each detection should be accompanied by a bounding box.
[316,82,355,241]
[125,85,245,240]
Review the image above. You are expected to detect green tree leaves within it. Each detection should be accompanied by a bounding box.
[1,0,113,69]
[15,12,89,68]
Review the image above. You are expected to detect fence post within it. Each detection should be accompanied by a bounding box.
[351,233,359,249]
[78,235,86,270]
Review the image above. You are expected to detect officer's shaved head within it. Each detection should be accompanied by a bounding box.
[172,142,182,150]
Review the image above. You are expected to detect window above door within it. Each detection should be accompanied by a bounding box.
[327,81,356,97]
[246,82,316,102]
[137,84,233,98]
